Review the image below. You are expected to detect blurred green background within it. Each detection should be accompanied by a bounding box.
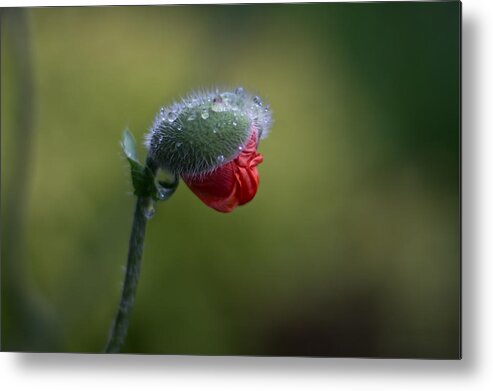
[1,2,460,357]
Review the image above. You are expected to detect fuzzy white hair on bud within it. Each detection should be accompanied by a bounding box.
[145,88,272,177]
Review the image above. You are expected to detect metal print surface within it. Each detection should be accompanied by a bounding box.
[1,1,461,358]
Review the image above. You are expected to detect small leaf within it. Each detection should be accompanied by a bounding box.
[122,129,138,162]
[121,129,154,197]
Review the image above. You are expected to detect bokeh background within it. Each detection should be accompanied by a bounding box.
[1,2,460,358]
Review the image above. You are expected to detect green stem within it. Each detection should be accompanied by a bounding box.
[105,161,157,353]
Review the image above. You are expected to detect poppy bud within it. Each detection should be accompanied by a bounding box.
[145,88,272,212]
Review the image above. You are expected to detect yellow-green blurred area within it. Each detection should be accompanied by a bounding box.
[1,3,460,357]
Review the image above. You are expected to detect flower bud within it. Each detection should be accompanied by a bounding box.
[145,88,272,212]
[145,88,272,176]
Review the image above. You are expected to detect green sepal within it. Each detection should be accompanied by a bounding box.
[122,128,138,161]
[122,129,155,197]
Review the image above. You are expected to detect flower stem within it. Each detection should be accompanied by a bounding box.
[105,161,157,353]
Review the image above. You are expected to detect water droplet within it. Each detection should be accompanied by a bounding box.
[167,111,177,122]
[212,129,218,134]
[238,145,243,151]
[212,103,226,113]
[232,121,237,127]
[201,109,209,119]
[253,96,263,106]
[216,155,225,163]
[175,142,182,148]
[212,95,228,113]
[235,87,244,95]
[144,203,156,220]
[176,124,182,131]
[158,135,164,143]
[157,188,169,201]
[160,107,166,115]
[187,113,196,121]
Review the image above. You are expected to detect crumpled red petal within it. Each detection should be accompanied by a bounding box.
[182,130,263,213]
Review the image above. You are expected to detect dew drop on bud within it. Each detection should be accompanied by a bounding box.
[232,121,237,127]
[211,95,227,112]
[235,87,244,95]
[253,96,263,106]
[216,155,225,163]
[201,109,209,119]
[175,142,182,148]
[157,188,168,201]
[187,113,196,121]
[167,111,177,123]
[238,145,243,151]
[144,202,156,220]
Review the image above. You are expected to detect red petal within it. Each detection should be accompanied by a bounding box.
[182,131,263,213]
